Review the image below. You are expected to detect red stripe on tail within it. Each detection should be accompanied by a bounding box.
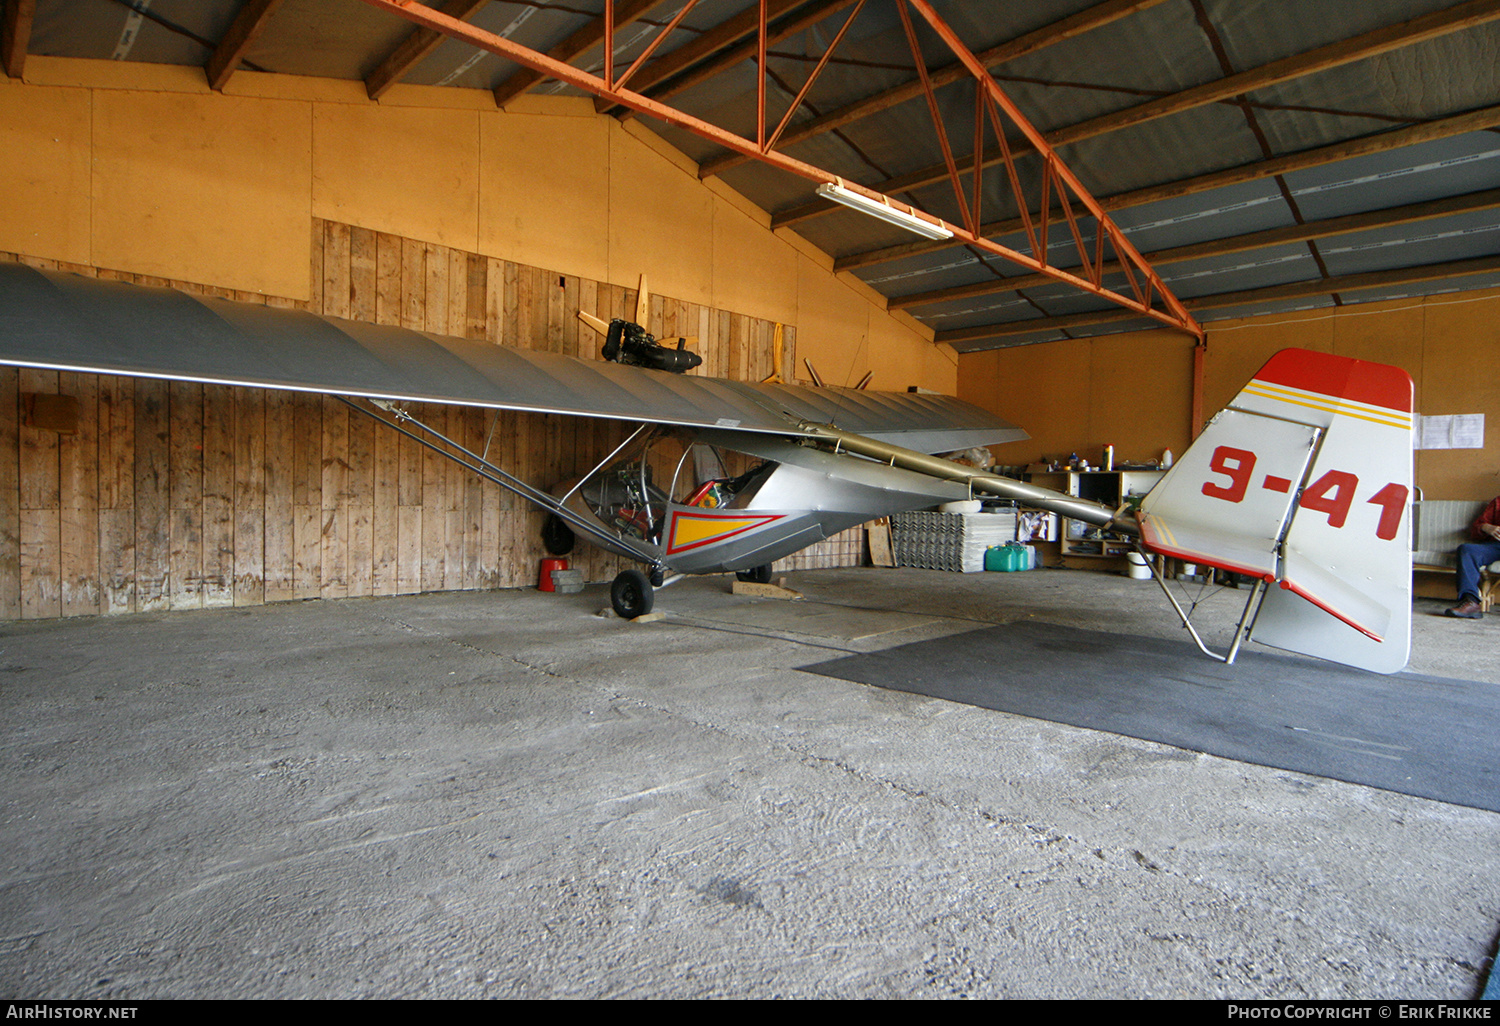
[1254,349,1413,413]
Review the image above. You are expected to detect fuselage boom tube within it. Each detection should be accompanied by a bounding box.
[796,421,1139,536]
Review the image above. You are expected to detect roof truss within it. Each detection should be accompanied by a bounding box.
[492,0,671,106]
[697,0,1170,181]
[606,0,859,117]
[352,0,1203,340]
[834,101,1500,274]
[772,0,1500,231]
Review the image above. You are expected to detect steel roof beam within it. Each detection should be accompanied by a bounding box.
[1053,0,1500,150]
[698,0,1167,180]
[2,0,35,79]
[890,187,1500,310]
[607,0,852,118]
[903,0,1198,337]
[366,0,490,101]
[492,0,669,107]
[782,0,1500,230]
[1184,253,1500,311]
[834,100,1500,273]
[353,0,1200,339]
[935,253,1500,346]
[206,0,285,91]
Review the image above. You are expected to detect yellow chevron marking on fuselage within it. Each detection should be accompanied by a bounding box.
[671,515,765,549]
[666,511,786,555]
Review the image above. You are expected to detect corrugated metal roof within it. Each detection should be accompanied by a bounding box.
[12,0,1500,352]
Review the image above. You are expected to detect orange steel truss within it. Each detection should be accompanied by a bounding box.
[353,0,1204,341]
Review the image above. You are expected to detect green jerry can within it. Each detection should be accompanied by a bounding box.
[985,543,1030,571]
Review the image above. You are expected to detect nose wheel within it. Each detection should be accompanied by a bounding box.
[610,569,655,619]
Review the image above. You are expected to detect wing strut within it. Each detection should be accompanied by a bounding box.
[337,396,665,575]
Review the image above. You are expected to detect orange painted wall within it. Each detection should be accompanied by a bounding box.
[1205,290,1500,501]
[958,288,1500,502]
[958,331,1196,469]
[0,57,953,394]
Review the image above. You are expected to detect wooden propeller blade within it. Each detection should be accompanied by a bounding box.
[762,324,785,384]
[578,310,611,336]
[634,273,649,327]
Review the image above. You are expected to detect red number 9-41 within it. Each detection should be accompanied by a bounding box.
[1201,445,1406,541]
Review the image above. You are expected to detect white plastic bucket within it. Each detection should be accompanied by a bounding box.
[1126,551,1152,580]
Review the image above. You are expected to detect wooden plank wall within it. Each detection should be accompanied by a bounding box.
[0,221,864,621]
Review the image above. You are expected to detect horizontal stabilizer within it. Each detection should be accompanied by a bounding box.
[1137,516,1280,581]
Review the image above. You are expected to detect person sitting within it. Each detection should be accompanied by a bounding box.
[1445,495,1500,618]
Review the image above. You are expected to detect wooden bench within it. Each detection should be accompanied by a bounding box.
[1412,498,1500,610]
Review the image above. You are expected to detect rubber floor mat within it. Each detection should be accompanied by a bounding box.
[807,620,1500,812]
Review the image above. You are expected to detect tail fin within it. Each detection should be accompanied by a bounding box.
[1138,349,1414,674]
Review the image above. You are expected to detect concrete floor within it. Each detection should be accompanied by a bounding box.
[1,566,1497,999]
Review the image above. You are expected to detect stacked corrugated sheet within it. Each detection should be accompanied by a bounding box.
[890,510,1018,573]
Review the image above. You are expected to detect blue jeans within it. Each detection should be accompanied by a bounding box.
[1455,541,1500,601]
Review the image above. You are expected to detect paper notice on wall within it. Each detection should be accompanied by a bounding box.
[1417,414,1485,450]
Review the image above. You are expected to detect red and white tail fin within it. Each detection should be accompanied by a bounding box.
[1138,349,1414,674]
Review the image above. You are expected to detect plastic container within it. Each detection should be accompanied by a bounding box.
[985,543,1032,572]
[538,556,569,591]
[1126,551,1152,580]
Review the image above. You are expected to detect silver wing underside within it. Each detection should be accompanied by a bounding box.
[0,264,1025,454]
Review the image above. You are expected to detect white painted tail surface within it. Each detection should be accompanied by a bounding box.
[1139,349,1414,674]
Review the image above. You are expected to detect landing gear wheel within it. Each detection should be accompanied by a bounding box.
[735,564,773,584]
[542,513,575,556]
[611,569,654,619]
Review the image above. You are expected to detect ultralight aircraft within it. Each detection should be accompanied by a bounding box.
[0,262,1414,674]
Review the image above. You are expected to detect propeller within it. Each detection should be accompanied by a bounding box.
[576,273,701,374]
[578,274,699,347]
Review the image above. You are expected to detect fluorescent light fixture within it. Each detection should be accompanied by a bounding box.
[816,182,954,241]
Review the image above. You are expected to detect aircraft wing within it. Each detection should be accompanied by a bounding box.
[0,264,1024,454]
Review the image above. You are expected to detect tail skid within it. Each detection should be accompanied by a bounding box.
[1138,349,1414,674]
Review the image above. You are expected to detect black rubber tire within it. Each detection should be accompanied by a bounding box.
[611,569,654,619]
[735,564,773,584]
[542,513,575,556]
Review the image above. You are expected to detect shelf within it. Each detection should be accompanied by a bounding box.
[1047,468,1164,559]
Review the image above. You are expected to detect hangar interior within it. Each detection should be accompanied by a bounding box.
[1,0,1499,1001]
[1,0,1498,617]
